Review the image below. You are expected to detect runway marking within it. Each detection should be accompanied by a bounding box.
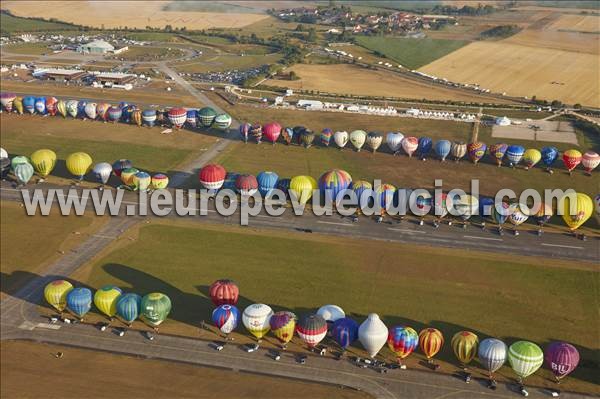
[541,243,583,250]
[317,221,354,227]
[387,228,426,234]
[36,323,61,330]
[18,321,36,330]
[93,234,115,239]
[463,235,503,241]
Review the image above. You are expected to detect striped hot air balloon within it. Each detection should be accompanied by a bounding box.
[467,142,487,164]
[56,100,67,118]
[506,145,525,167]
[451,331,479,367]
[508,341,544,382]
[46,97,58,116]
[214,113,232,130]
[168,107,186,129]
[251,123,263,144]
[14,97,24,114]
[451,141,467,162]
[151,173,169,189]
[350,130,366,152]
[132,171,151,191]
[0,92,16,112]
[120,167,139,188]
[209,279,239,306]
[235,174,258,196]
[582,151,600,175]
[116,293,142,325]
[318,169,352,204]
[199,164,226,191]
[545,342,580,382]
[84,102,97,120]
[366,132,383,153]
[320,128,333,147]
[96,103,110,121]
[212,304,240,335]
[478,338,507,377]
[66,287,93,319]
[142,109,157,127]
[257,171,279,197]
[107,105,122,122]
[131,109,142,126]
[239,122,251,143]
[198,107,217,127]
[112,159,133,177]
[419,328,444,364]
[301,129,315,148]
[262,122,282,144]
[386,132,404,155]
[270,311,296,347]
[402,137,419,158]
[14,162,34,185]
[297,314,328,348]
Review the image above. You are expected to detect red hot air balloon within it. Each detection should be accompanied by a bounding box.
[544,342,580,382]
[168,107,187,129]
[262,122,282,145]
[199,164,226,191]
[235,174,258,196]
[209,279,239,306]
[562,149,582,174]
[296,314,328,348]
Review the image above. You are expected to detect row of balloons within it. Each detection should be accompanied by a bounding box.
[238,123,599,175]
[0,93,231,130]
[208,279,580,384]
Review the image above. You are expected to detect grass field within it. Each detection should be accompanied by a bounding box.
[112,46,185,62]
[0,12,78,34]
[355,36,468,70]
[3,42,50,55]
[0,341,370,399]
[64,220,599,394]
[0,202,107,295]
[173,52,281,74]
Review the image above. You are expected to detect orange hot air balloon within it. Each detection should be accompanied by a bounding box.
[419,328,444,365]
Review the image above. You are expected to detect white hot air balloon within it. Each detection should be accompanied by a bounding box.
[386,132,404,155]
[0,147,7,159]
[582,151,600,175]
[317,305,345,324]
[401,137,419,158]
[358,313,388,358]
[92,162,113,185]
[84,102,98,120]
[242,304,273,340]
[333,131,348,149]
[349,130,366,152]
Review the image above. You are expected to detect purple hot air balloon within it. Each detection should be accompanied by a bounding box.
[544,342,580,382]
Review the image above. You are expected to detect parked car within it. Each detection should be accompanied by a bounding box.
[244,343,259,353]
[211,341,226,351]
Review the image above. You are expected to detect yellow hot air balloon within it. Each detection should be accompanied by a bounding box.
[120,167,139,187]
[451,331,479,366]
[559,193,593,231]
[14,97,23,114]
[44,280,73,312]
[289,175,317,205]
[522,149,541,170]
[270,311,297,346]
[94,285,122,318]
[66,152,92,180]
[56,100,67,118]
[30,149,57,178]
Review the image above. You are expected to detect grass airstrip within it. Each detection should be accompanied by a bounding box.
[60,219,599,394]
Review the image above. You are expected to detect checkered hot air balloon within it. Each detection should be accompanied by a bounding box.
[467,142,487,164]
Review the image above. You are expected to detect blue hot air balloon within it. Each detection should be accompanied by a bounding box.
[23,96,36,114]
[435,140,451,161]
[332,317,359,349]
[492,201,511,228]
[116,293,142,324]
[541,146,559,170]
[121,104,136,123]
[223,172,240,192]
[506,145,525,167]
[77,100,87,119]
[276,178,291,197]
[257,171,279,197]
[418,137,433,160]
[142,109,157,127]
[186,109,197,127]
[34,97,46,114]
[479,196,495,219]
[318,169,353,204]
[66,287,92,319]
[212,304,240,335]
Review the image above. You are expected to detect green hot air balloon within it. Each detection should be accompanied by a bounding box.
[11,155,30,171]
[141,293,171,330]
[508,341,544,383]
[14,162,34,185]
[198,107,217,127]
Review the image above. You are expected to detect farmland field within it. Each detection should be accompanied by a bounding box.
[3,42,50,55]
[64,220,599,395]
[173,52,281,74]
[354,36,468,69]
[548,14,600,33]
[2,1,269,30]
[111,46,185,62]
[0,341,370,399]
[0,12,78,34]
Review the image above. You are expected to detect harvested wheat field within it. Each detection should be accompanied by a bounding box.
[2,1,268,30]
[419,41,600,107]
[503,28,599,54]
[548,14,600,33]
[266,64,510,103]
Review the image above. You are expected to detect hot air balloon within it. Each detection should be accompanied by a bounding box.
[141,293,171,329]
[23,96,35,114]
[75,100,87,119]
[532,202,553,228]
[366,132,383,153]
[452,194,478,222]
[94,285,122,318]
[0,92,16,112]
[318,169,352,204]
[375,183,396,212]
[545,342,580,382]
[214,113,232,130]
[289,175,317,205]
[84,102,97,120]
[401,136,418,158]
[14,162,34,185]
[209,279,239,306]
[56,99,67,118]
[198,107,217,127]
[350,130,366,152]
[317,305,345,324]
[541,146,559,172]
[386,132,404,155]
[270,311,296,347]
[121,104,136,123]
[257,171,279,197]
[168,107,186,129]
[388,326,418,363]
[185,109,197,127]
[562,149,582,174]
[435,139,451,161]
[297,314,328,348]
[107,105,122,122]
[34,97,46,114]
[451,141,467,162]
[506,145,525,167]
[11,155,29,170]
[352,180,373,206]
[451,331,479,367]
[223,172,240,192]
[64,100,77,118]
[508,341,544,382]
[582,151,600,175]
[131,108,142,126]
[151,173,169,189]
[521,148,541,170]
[212,304,240,336]
[467,142,487,164]
[281,127,293,145]
[116,293,142,325]
[66,287,93,320]
[321,128,333,147]
[120,167,139,188]
[478,338,507,378]
[96,103,110,121]
[0,148,7,159]
[492,201,511,231]
[332,317,359,350]
[251,123,263,144]
[410,191,433,221]
[199,164,226,191]
[30,149,56,178]
[235,174,258,196]
[0,158,10,179]
[44,280,73,313]
[595,194,600,215]
[66,152,92,181]
[418,137,433,160]
[239,122,251,143]
[13,97,23,114]
[508,203,529,232]
[276,178,291,196]
[262,122,282,144]
[301,129,315,148]
[358,313,388,358]
[112,159,133,177]
[242,303,273,340]
[334,130,349,149]
[139,109,155,127]
[419,328,444,365]
[559,192,593,231]
[132,171,151,191]
[45,96,57,116]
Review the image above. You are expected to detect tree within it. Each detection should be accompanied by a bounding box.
[574,103,582,110]
[307,27,317,43]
